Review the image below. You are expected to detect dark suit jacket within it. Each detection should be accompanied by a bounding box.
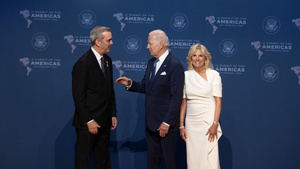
[129,52,184,131]
[72,49,116,129]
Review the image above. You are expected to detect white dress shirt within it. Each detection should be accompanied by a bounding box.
[155,50,169,74]
[91,47,103,69]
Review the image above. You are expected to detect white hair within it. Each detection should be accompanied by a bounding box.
[149,29,169,47]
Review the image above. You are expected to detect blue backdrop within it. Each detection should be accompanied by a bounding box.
[1,0,300,169]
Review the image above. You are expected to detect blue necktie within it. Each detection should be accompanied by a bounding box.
[149,59,158,81]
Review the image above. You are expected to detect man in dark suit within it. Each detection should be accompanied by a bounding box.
[72,26,117,169]
[116,30,184,169]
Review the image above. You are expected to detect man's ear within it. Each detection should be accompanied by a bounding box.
[159,41,164,49]
[95,39,102,47]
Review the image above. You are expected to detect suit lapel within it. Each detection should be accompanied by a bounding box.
[149,53,171,87]
[102,54,112,93]
[145,58,156,90]
[88,50,105,79]
[102,54,111,79]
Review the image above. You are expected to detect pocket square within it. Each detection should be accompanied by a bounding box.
[160,71,167,75]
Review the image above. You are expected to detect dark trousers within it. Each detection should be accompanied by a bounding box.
[146,128,177,169]
[75,127,110,169]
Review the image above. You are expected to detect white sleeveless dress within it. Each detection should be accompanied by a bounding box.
[183,69,222,169]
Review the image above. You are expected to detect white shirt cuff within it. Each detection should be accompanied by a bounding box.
[162,122,170,127]
[87,119,94,124]
[125,80,133,90]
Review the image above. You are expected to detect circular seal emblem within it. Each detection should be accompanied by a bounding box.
[218,39,237,57]
[31,32,50,51]
[261,64,279,82]
[170,13,189,32]
[262,16,280,35]
[123,35,142,54]
[78,10,96,29]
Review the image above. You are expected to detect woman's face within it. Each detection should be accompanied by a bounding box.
[191,50,206,69]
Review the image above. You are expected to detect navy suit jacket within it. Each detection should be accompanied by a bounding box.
[129,52,184,131]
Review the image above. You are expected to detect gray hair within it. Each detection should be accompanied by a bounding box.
[149,29,169,47]
[90,26,111,45]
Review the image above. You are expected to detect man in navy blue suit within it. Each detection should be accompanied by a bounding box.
[116,30,184,169]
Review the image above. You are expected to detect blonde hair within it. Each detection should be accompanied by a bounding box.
[187,43,212,70]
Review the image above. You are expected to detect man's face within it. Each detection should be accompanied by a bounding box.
[147,35,162,58]
[99,31,113,54]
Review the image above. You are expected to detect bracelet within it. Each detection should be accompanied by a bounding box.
[179,126,185,129]
[213,121,218,125]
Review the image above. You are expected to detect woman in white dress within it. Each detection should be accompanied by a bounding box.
[179,44,222,169]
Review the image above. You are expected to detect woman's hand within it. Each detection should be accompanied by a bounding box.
[180,128,187,142]
[206,123,218,142]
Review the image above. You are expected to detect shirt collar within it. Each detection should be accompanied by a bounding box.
[157,50,169,63]
[91,47,103,61]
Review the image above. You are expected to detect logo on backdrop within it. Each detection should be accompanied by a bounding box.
[123,35,142,54]
[292,18,300,32]
[64,35,90,53]
[20,10,32,28]
[205,16,247,34]
[19,57,32,76]
[262,16,281,35]
[214,64,246,75]
[251,41,264,60]
[291,66,300,85]
[261,64,279,82]
[113,13,126,31]
[251,41,293,60]
[78,10,96,29]
[169,39,201,49]
[64,35,76,53]
[19,9,61,28]
[19,57,61,76]
[205,16,218,34]
[170,13,189,32]
[113,12,155,31]
[32,32,50,51]
[112,60,124,77]
[218,39,237,57]
[112,60,147,77]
